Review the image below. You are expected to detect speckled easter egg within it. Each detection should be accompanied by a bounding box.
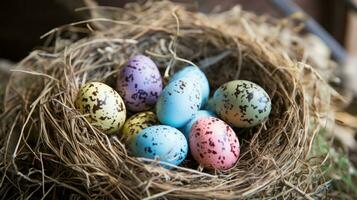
[213,80,271,128]
[181,110,216,139]
[169,66,209,106]
[156,78,201,128]
[189,117,240,170]
[121,111,159,143]
[75,82,126,134]
[116,54,162,112]
[131,125,188,166]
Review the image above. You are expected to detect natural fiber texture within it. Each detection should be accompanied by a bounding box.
[1,1,336,199]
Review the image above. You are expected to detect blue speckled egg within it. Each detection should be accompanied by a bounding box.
[116,54,163,112]
[213,80,271,128]
[156,78,201,128]
[130,125,188,166]
[169,66,209,106]
[180,110,216,139]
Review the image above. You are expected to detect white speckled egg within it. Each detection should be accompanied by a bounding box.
[156,78,201,128]
[75,82,126,134]
[213,80,271,128]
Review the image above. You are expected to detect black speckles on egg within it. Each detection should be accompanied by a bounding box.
[131,125,188,166]
[189,117,240,170]
[125,74,134,82]
[213,80,272,128]
[245,90,254,102]
[144,146,153,153]
[208,138,215,147]
[122,112,159,141]
[156,78,202,128]
[239,105,248,114]
[116,55,163,112]
[75,82,126,134]
[178,79,187,90]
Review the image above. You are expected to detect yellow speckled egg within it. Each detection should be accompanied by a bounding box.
[75,82,126,134]
[121,111,159,143]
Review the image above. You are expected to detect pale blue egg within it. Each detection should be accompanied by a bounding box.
[180,110,216,139]
[169,66,209,106]
[130,125,188,166]
[156,78,201,128]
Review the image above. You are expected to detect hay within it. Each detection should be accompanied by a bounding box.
[0,1,337,199]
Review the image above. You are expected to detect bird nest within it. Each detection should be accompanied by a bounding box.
[0,1,336,199]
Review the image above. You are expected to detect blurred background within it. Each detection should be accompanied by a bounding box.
[1,3,357,116]
[0,0,356,61]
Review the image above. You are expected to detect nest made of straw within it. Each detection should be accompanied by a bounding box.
[0,1,336,199]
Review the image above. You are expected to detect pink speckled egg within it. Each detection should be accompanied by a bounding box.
[116,55,163,112]
[189,117,240,170]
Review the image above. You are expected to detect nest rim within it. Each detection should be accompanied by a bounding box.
[0,1,332,199]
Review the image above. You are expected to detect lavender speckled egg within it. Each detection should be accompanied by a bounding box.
[156,78,201,128]
[116,54,163,112]
[75,82,126,134]
[189,117,240,170]
[169,66,210,106]
[131,125,188,166]
[213,80,271,128]
[180,110,216,139]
